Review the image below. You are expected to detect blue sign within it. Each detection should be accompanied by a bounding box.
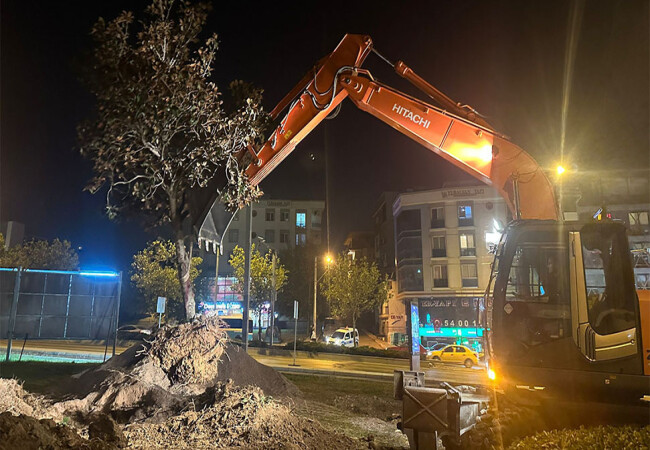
[411,301,420,355]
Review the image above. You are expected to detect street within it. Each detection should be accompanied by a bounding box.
[0,338,488,386]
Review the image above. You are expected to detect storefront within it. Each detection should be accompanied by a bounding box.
[417,296,485,353]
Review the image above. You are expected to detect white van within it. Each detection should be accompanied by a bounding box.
[325,327,359,348]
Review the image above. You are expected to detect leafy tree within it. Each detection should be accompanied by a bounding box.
[321,254,388,345]
[131,240,202,322]
[79,0,267,321]
[229,244,287,340]
[0,233,79,270]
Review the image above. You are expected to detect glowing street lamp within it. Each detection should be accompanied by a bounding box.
[556,165,566,175]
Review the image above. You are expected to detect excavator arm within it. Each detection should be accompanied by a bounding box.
[240,34,557,221]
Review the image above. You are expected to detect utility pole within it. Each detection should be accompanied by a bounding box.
[312,256,318,340]
[271,252,276,346]
[242,204,252,351]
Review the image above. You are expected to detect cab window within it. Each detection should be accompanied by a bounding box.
[581,224,636,335]
[443,346,454,353]
[454,346,465,353]
[504,243,571,347]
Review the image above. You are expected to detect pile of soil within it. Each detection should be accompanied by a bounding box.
[0,412,111,450]
[0,379,55,420]
[57,317,298,423]
[124,381,363,449]
[3,318,365,449]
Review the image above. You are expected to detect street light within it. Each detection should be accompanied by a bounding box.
[312,253,333,340]
[556,165,566,175]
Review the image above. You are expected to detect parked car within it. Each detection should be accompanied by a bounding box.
[427,344,479,368]
[387,342,428,359]
[117,325,152,340]
[325,327,359,347]
[424,342,447,358]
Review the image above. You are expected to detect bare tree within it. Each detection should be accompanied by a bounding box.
[79,0,266,320]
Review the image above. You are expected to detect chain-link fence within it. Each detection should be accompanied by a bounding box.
[0,267,122,361]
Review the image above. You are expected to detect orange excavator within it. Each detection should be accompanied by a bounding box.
[196,33,649,445]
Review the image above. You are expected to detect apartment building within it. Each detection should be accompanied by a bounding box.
[392,185,508,347]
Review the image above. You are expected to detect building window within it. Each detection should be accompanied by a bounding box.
[459,232,476,256]
[280,209,290,222]
[229,229,239,243]
[296,211,306,228]
[458,202,474,226]
[264,230,275,243]
[431,235,446,257]
[432,264,448,288]
[461,263,478,287]
[252,209,258,217]
[629,211,649,226]
[265,209,275,221]
[296,232,306,246]
[311,210,322,229]
[431,206,445,228]
[279,230,289,244]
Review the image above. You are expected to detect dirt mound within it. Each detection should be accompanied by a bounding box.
[124,382,363,449]
[0,379,58,420]
[215,343,301,397]
[57,317,298,423]
[0,412,114,450]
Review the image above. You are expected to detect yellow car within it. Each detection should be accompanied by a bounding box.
[428,345,479,368]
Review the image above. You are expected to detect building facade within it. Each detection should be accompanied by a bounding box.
[373,192,398,278]
[566,169,650,289]
[392,185,508,348]
[213,199,325,275]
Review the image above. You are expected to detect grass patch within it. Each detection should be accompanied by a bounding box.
[284,373,400,421]
[509,425,650,449]
[0,361,96,394]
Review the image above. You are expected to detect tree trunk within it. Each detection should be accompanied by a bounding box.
[258,307,263,342]
[175,235,196,321]
[352,314,358,347]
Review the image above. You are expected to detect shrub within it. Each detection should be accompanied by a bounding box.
[283,341,408,359]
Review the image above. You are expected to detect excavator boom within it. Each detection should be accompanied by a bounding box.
[240,34,557,221]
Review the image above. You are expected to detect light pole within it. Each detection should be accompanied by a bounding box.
[312,254,333,340]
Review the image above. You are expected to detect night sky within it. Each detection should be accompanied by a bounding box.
[1,0,648,272]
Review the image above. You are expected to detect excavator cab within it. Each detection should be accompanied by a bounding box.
[488,220,645,404]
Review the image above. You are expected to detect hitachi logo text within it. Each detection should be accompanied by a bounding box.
[392,104,430,129]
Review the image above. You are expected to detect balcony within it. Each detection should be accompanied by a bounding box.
[433,279,448,288]
[431,248,446,258]
[460,248,476,257]
[458,218,474,227]
[462,278,479,288]
[430,219,445,229]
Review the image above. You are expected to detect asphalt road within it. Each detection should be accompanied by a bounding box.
[0,338,488,385]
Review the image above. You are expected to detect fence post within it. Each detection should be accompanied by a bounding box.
[5,267,22,362]
[112,272,122,357]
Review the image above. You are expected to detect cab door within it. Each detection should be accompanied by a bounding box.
[441,346,455,362]
[569,223,640,362]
